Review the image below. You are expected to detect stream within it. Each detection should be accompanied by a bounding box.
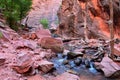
[48,45,119,80]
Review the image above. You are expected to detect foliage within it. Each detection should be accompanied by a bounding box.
[0,31,3,38]
[40,18,49,29]
[0,0,32,30]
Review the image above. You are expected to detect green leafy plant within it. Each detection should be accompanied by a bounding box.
[40,18,49,29]
[0,0,32,31]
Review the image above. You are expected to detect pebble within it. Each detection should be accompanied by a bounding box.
[62,60,69,65]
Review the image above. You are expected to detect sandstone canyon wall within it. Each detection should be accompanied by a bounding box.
[22,0,62,28]
[57,0,120,39]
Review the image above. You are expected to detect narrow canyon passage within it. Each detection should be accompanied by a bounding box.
[0,0,120,80]
[23,0,62,27]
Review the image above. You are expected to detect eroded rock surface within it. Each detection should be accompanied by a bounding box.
[39,37,64,53]
[57,0,120,39]
[53,72,80,80]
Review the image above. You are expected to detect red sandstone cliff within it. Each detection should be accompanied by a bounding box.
[57,0,120,39]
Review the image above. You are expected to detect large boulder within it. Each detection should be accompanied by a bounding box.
[100,56,120,78]
[36,29,51,39]
[38,37,64,53]
[11,54,33,74]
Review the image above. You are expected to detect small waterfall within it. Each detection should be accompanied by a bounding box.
[89,62,97,74]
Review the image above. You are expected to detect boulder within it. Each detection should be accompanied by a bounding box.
[100,56,120,77]
[36,29,51,39]
[74,58,82,66]
[38,60,54,73]
[53,72,80,80]
[38,37,64,53]
[67,52,83,59]
[11,54,33,74]
[62,60,69,65]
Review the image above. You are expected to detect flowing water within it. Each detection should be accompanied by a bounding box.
[50,53,119,80]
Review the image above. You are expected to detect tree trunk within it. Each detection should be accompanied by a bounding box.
[109,0,114,58]
[84,1,89,41]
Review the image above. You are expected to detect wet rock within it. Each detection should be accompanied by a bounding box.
[84,59,91,68]
[74,58,82,66]
[69,61,76,68]
[57,53,63,58]
[38,60,54,73]
[94,62,103,72]
[63,49,70,55]
[62,60,69,65]
[100,56,120,77]
[66,70,78,75]
[53,72,80,80]
[28,74,46,80]
[65,64,71,68]
[73,51,84,56]
[38,37,64,53]
[67,52,83,59]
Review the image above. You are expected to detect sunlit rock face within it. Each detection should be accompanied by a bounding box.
[23,0,62,27]
[57,0,120,39]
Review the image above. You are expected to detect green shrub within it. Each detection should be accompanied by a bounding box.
[40,18,49,29]
[0,31,3,38]
[0,0,32,31]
